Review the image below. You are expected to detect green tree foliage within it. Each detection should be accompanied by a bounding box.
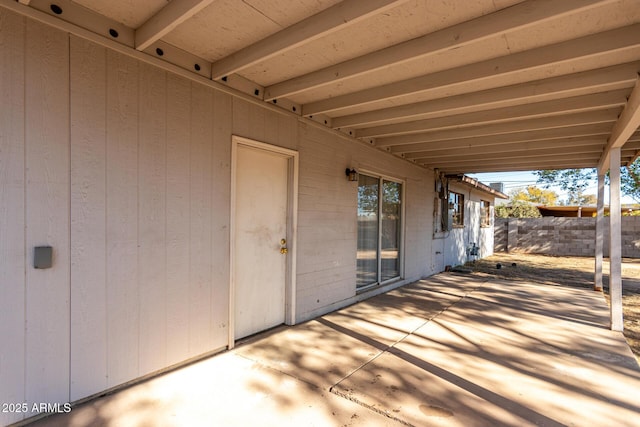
[534,168,595,205]
[572,193,597,206]
[494,203,541,218]
[535,161,640,204]
[622,162,640,202]
[494,186,555,218]
[510,185,558,205]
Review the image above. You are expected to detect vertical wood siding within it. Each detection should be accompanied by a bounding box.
[137,60,168,376]
[105,49,141,388]
[295,123,434,321]
[187,83,214,357]
[24,17,71,415]
[210,90,233,340]
[0,11,232,421]
[0,10,26,427]
[1,11,446,422]
[165,74,191,365]
[70,36,108,400]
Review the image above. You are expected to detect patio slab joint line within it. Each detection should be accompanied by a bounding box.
[328,276,490,424]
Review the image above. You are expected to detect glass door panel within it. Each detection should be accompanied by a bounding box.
[381,180,402,282]
[357,174,379,288]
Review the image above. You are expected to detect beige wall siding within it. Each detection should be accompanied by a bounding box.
[0,11,232,422]
[0,10,26,427]
[24,17,71,417]
[70,35,108,401]
[233,97,298,151]
[296,123,360,318]
[105,49,141,388]
[295,123,435,321]
[0,10,446,422]
[404,170,438,280]
[210,89,234,349]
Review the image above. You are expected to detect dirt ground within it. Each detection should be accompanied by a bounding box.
[463,253,640,363]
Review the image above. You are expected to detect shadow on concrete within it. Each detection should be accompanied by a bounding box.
[26,271,640,427]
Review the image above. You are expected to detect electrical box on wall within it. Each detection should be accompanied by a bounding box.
[34,246,53,269]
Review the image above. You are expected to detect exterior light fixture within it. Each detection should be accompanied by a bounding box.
[345,168,358,181]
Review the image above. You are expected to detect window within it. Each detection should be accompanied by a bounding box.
[448,191,464,227]
[357,174,403,289]
[481,200,491,227]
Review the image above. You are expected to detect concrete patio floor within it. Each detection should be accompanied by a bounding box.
[26,273,640,427]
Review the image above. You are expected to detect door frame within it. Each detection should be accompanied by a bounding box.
[229,135,298,348]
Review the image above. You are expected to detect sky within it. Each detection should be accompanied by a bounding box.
[467,170,637,205]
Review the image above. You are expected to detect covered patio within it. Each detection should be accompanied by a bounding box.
[4,0,637,329]
[28,270,640,427]
[2,1,640,425]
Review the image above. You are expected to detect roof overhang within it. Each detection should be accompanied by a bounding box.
[4,0,640,174]
[446,174,509,200]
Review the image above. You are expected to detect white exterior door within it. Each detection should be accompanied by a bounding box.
[233,143,289,340]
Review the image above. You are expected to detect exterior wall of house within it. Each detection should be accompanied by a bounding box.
[0,11,495,425]
[442,183,496,268]
[0,12,443,425]
[295,123,437,320]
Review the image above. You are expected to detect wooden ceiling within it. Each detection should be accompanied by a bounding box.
[9,0,640,174]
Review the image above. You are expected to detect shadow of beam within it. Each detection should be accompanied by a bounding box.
[320,317,567,427]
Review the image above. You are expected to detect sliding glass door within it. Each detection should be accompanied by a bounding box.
[357,173,403,289]
[357,175,379,288]
[381,180,402,282]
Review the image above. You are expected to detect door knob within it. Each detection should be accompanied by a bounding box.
[280,238,287,245]
[280,247,288,254]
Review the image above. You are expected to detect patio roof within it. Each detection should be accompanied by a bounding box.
[7,0,640,174]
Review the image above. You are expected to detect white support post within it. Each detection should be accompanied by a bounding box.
[609,147,623,331]
[594,172,605,292]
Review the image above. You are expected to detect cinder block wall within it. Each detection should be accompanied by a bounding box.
[494,217,640,258]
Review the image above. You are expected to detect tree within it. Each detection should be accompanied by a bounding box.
[495,203,541,218]
[535,161,640,205]
[534,168,596,205]
[572,193,597,206]
[493,186,553,218]
[492,185,556,218]
[622,162,640,202]
[510,186,558,205]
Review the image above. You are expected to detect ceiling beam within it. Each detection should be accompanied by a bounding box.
[403,137,606,160]
[415,146,604,165]
[332,62,640,128]
[425,156,601,171]
[135,0,215,51]
[210,0,405,79]
[623,140,640,150]
[375,109,620,148]
[357,90,627,138]
[599,74,640,173]
[440,162,598,174]
[422,152,601,167]
[303,23,640,115]
[389,124,611,154]
[264,0,614,101]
